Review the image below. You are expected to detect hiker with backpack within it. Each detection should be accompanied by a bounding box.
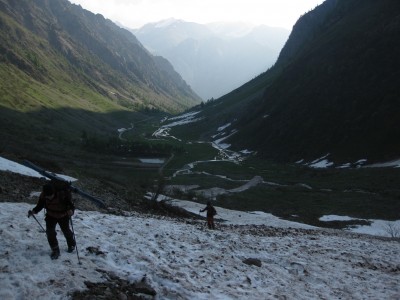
[28,181,76,259]
[200,201,217,229]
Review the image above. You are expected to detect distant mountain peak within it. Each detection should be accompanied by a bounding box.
[153,18,183,28]
[133,20,289,99]
[206,21,255,38]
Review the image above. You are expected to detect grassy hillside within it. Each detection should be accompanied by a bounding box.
[0,0,201,157]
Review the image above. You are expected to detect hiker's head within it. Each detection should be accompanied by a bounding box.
[207,201,211,206]
[42,183,55,197]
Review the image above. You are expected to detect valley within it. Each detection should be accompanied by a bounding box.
[0,0,399,235]
[148,113,400,228]
[18,109,395,233]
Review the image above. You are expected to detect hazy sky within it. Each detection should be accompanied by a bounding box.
[68,0,325,30]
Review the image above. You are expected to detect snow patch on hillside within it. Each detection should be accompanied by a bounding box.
[365,159,400,168]
[0,157,77,182]
[301,155,400,169]
[320,215,400,237]
[153,111,203,140]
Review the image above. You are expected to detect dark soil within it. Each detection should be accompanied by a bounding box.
[0,169,200,220]
[71,269,156,300]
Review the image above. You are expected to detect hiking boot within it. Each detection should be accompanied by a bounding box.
[50,249,60,260]
[67,245,75,253]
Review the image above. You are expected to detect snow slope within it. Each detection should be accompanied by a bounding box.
[0,202,399,300]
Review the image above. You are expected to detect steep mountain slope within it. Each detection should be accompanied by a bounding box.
[179,0,400,165]
[133,20,289,100]
[0,0,201,155]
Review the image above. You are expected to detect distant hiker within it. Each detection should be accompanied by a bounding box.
[200,201,217,229]
[28,181,76,259]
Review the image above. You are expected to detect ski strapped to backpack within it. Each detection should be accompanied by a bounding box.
[23,160,107,208]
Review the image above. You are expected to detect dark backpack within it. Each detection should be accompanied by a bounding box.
[212,206,217,216]
[51,179,71,192]
[51,179,73,204]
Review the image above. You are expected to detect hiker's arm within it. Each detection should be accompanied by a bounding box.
[64,190,75,216]
[31,194,45,214]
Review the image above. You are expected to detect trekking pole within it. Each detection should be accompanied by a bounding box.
[30,213,46,233]
[69,216,82,265]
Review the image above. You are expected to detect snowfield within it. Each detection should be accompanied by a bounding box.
[0,202,399,300]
